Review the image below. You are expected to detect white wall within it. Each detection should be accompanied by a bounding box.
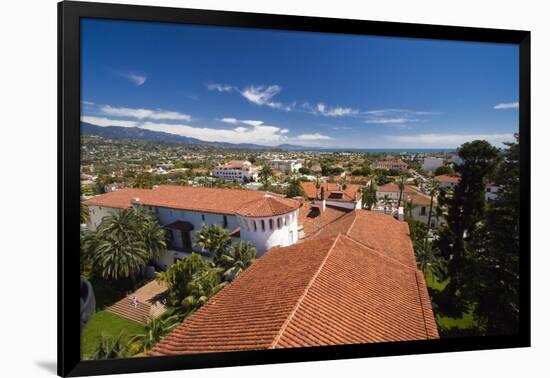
[238,209,299,255]
[87,205,122,230]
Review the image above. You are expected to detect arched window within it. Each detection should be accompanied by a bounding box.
[269,219,274,230]
[261,220,265,232]
[253,220,257,231]
[277,217,282,229]
[284,216,289,226]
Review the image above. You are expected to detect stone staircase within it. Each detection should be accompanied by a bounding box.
[106,298,152,324]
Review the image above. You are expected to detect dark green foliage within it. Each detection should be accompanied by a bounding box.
[81,207,167,281]
[435,165,454,176]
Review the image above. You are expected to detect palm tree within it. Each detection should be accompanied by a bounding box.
[81,207,166,283]
[258,165,273,189]
[396,175,406,209]
[182,267,227,313]
[404,199,417,221]
[92,331,129,360]
[130,314,181,353]
[80,201,90,224]
[413,239,446,281]
[219,241,256,281]
[195,224,231,263]
[426,179,439,238]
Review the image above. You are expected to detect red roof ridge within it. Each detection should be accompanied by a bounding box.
[270,234,343,348]
[343,232,418,271]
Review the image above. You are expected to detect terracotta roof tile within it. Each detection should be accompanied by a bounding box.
[236,196,300,217]
[301,182,363,202]
[435,174,461,184]
[149,232,438,356]
[84,188,151,209]
[298,203,351,237]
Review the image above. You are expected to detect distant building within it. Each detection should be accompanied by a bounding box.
[301,182,363,210]
[212,160,258,183]
[434,174,460,189]
[371,160,408,171]
[268,159,302,173]
[422,157,445,172]
[310,163,322,174]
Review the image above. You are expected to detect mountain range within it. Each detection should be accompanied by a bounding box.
[80,122,312,150]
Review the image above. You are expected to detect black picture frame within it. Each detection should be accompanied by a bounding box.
[58,1,531,376]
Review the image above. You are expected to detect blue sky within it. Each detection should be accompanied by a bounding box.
[81,18,519,148]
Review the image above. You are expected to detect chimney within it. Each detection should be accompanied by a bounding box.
[320,186,325,201]
[131,197,141,205]
[321,199,326,212]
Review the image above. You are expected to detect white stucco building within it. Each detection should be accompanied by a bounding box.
[268,159,302,173]
[422,157,445,172]
[212,160,259,182]
[85,186,300,269]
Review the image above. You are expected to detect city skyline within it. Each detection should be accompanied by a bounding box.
[81,18,519,148]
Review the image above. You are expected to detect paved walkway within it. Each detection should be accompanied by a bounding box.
[106,280,168,324]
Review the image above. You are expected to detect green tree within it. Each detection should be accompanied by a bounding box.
[396,175,406,209]
[258,165,273,189]
[425,179,440,237]
[80,201,90,224]
[437,140,500,300]
[414,239,446,280]
[286,177,306,198]
[195,224,231,263]
[130,173,153,189]
[363,178,377,210]
[157,253,209,307]
[464,134,520,335]
[81,207,166,283]
[435,165,454,176]
[219,241,256,281]
[91,331,130,360]
[181,266,226,313]
[130,314,181,353]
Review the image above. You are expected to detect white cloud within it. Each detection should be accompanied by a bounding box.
[280,128,289,134]
[81,116,138,128]
[314,103,359,117]
[239,85,292,111]
[139,121,288,145]
[206,83,234,92]
[296,133,333,141]
[494,102,519,110]
[388,133,514,147]
[220,118,265,127]
[101,105,192,121]
[121,72,147,86]
[364,118,409,124]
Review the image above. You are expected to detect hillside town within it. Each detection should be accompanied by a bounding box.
[79,134,518,359]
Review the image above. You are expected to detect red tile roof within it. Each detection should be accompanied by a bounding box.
[149,231,438,356]
[298,203,351,237]
[301,182,363,202]
[84,189,151,209]
[435,174,460,184]
[376,183,419,194]
[236,196,300,217]
[86,185,271,215]
[307,210,417,267]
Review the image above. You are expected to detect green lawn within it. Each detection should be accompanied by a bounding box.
[424,268,480,337]
[81,310,145,359]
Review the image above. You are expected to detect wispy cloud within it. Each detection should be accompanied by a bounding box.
[100,105,192,121]
[388,133,514,147]
[494,102,519,110]
[239,85,294,111]
[206,83,235,92]
[220,118,264,127]
[310,103,359,117]
[364,108,437,125]
[81,116,138,128]
[296,133,333,141]
[121,71,147,86]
